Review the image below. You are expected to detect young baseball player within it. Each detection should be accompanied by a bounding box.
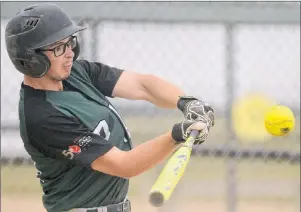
[5,3,214,212]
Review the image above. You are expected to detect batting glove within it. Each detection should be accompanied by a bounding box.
[177,96,215,128]
[172,120,209,145]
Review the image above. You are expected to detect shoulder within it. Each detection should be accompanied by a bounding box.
[70,60,90,79]
[72,60,102,71]
[22,94,53,127]
[73,60,124,74]
[20,86,62,128]
[70,60,105,80]
[72,59,89,70]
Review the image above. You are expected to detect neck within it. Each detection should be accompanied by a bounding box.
[23,75,63,91]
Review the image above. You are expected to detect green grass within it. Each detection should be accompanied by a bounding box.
[1,165,43,196]
[2,157,299,200]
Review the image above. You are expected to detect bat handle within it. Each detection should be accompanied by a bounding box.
[189,130,200,138]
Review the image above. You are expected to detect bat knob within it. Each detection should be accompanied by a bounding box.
[149,191,164,207]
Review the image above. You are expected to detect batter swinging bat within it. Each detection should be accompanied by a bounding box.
[149,130,200,207]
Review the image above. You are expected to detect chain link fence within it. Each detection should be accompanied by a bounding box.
[1,2,300,212]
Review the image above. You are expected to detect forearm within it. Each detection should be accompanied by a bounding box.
[143,75,185,108]
[91,119,207,178]
[122,131,178,178]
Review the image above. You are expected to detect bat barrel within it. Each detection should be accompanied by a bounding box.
[148,130,200,207]
[149,191,164,207]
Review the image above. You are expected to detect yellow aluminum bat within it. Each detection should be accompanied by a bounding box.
[149,130,200,207]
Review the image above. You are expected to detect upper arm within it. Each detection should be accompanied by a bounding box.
[76,60,124,97]
[90,146,129,178]
[25,100,128,177]
[112,71,150,100]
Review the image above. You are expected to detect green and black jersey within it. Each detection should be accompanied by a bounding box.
[18,60,133,212]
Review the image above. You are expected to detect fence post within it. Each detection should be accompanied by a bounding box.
[91,19,100,62]
[225,23,237,212]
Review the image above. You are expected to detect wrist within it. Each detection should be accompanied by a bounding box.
[167,130,180,146]
[161,131,179,147]
[177,95,198,111]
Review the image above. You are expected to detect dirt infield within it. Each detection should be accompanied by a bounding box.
[1,196,298,212]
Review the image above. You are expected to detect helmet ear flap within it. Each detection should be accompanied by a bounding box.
[9,47,51,78]
[29,51,51,78]
[20,51,51,78]
[72,38,80,61]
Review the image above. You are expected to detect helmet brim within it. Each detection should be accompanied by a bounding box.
[31,24,86,49]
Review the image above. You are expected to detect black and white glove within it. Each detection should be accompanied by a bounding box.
[177,96,215,128]
[172,120,209,145]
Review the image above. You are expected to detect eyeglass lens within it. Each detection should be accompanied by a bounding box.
[54,37,77,57]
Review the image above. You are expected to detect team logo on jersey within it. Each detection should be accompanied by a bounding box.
[68,145,81,153]
[73,135,93,150]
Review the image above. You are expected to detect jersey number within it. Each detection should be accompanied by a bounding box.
[93,120,111,140]
[62,150,74,160]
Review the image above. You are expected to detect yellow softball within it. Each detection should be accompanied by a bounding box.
[264,105,295,136]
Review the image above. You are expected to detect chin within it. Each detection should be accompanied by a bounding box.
[54,72,70,81]
[62,72,71,80]
[62,67,72,77]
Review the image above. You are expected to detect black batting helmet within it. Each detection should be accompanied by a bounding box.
[5,3,86,78]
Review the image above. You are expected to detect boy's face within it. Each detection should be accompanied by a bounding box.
[41,36,76,81]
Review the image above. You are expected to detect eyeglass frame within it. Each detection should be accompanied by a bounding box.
[37,36,77,57]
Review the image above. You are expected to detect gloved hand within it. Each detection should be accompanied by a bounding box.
[177,96,215,128]
[171,120,209,145]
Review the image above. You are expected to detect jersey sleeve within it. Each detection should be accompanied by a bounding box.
[76,60,124,97]
[26,100,114,168]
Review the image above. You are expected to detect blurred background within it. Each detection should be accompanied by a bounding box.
[1,2,300,212]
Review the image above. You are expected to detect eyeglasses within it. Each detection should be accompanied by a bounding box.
[39,36,77,57]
